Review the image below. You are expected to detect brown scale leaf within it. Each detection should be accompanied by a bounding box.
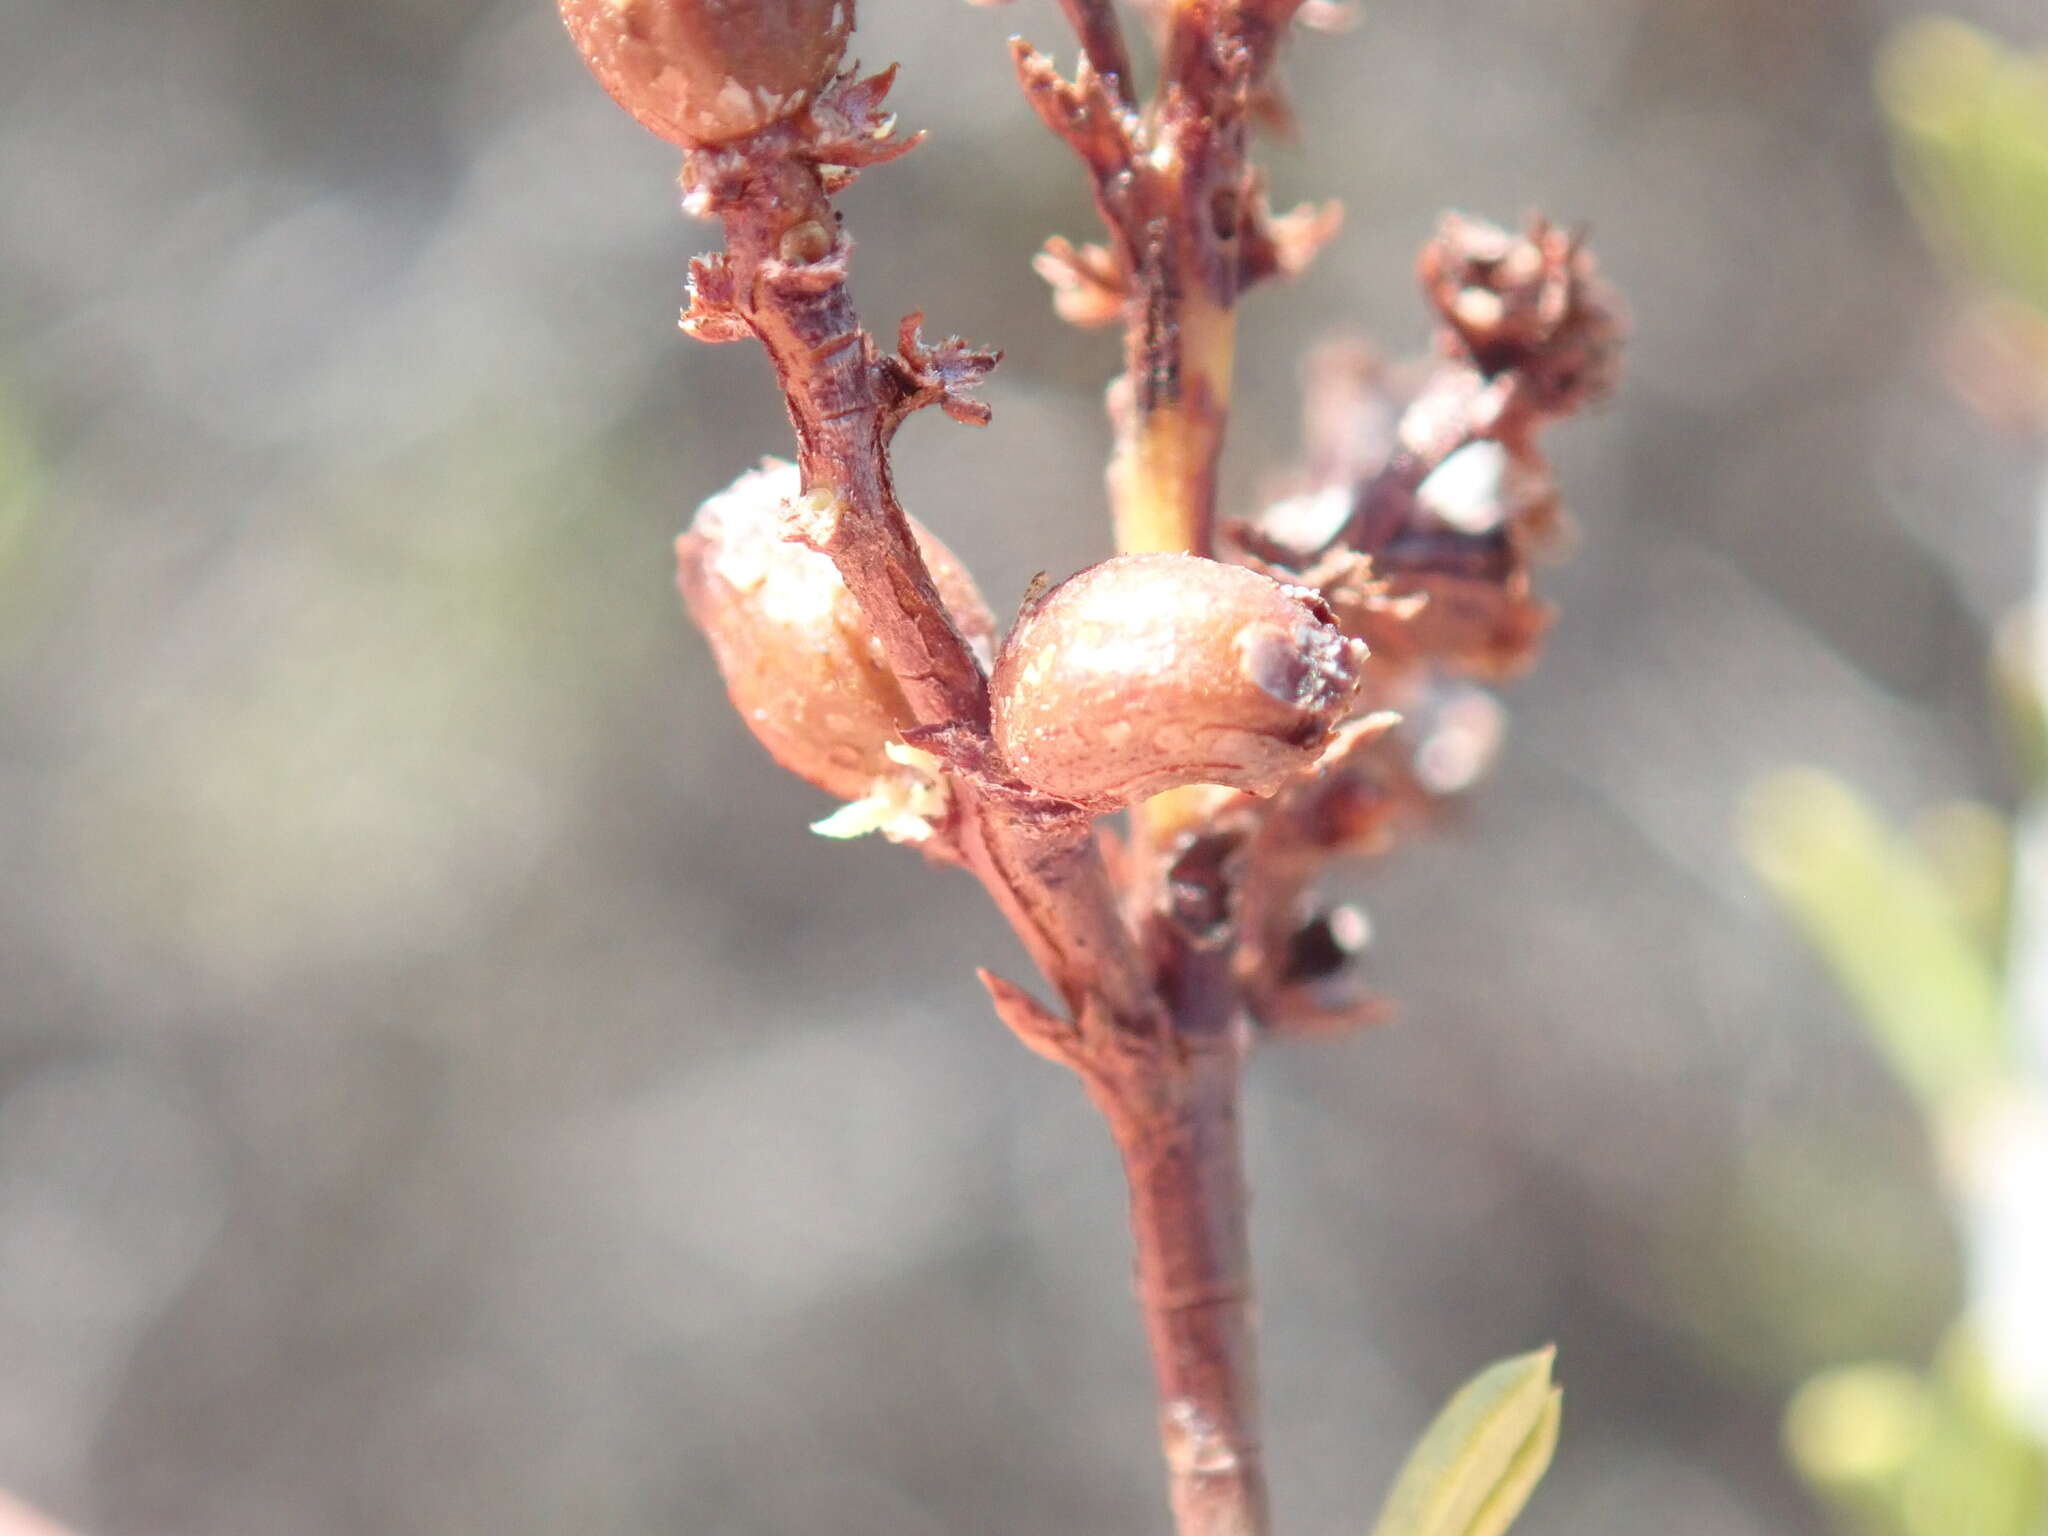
[979,967,1083,1067]
[1370,572,1552,681]
[677,66,922,220]
[679,253,751,342]
[1242,195,1344,287]
[1298,340,1401,488]
[879,312,1003,435]
[1247,900,1392,1037]
[805,63,925,170]
[1033,236,1128,328]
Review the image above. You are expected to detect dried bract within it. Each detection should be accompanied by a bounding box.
[558,0,852,147]
[992,553,1367,807]
[676,461,995,801]
[1364,531,1555,679]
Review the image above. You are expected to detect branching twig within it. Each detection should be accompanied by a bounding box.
[999,7,1352,1527]
[557,5,1624,1533]
[682,39,1286,1523]
[676,71,1170,1049]
[684,119,1278,1534]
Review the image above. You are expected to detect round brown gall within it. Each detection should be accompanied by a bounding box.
[558,0,853,147]
[991,553,1368,807]
[676,461,994,801]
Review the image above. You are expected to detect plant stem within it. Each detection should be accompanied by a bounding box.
[1090,10,1270,1528]
[1104,952,1267,1536]
[1120,270,1239,849]
[1101,174,1268,1535]
[695,52,1274,1534]
[713,160,990,731]
[1110,271,1237,559]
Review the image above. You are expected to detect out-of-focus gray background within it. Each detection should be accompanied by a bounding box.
[1,0,2042,1531]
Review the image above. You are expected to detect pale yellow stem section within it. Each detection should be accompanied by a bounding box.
[1110,290,1239,843]
[1109,291,1238,556]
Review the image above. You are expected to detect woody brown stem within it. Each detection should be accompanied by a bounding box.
[698,70,1272,1536]
[715,160,989,729]
[1108,0,1306,563]
[1103,97,1236,559]
[1120,264,1240,844]
[1055,7,1278,1528]
[1103,952,1266,1536]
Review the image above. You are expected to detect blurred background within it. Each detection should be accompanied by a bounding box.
[3,0,2047,1532]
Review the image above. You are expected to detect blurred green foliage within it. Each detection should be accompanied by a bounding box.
[1880,17,2048,319]
[1788,1335,2048,1536]
[1995,614,2048,792]
[1743,757,2048,1536]
[1740,770,2007,1126]
[1742,19,2048,1536]
[0,379,47,655]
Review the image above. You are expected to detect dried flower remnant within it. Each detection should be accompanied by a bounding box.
[1230,217,1624,693]
[1419,213,1625,433]
[557,0,852,147]
[676,460,994,803]
[992,553,1367,808]
[1211,216,1625,1048]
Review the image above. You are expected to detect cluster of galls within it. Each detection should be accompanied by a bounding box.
[589,0,1627,1024]
[563,0,1379,828]
[679,471,1371,833]
[1237,214,1621,687]
[675,215,1620,1026]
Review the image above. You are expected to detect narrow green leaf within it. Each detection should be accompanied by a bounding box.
[1371,1348,1561,1536]
[1464,1386,1562,1536]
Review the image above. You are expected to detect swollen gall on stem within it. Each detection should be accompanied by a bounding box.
[992,553,1368,808]
[557,0,853,147]
[676,460,996,804]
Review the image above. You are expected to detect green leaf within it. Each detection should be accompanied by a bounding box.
[1370,1348,1563,1536]
[1903,1334,2048,1536]
[1463,1387,1562,1536]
